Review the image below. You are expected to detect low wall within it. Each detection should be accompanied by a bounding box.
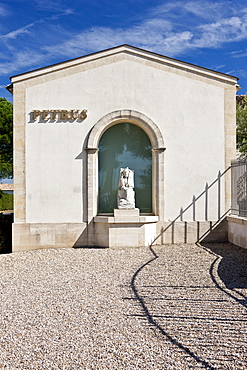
[155,219,228,245]
[12,218,230,252]
[12,217,246,252]
[12,223,88,252]
[227,215,247,249]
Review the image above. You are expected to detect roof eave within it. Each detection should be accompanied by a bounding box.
[9,44,239,86]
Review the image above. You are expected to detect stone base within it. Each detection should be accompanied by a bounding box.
[155,219,228,245]
[227,215,247,249]
[94,209,158,248]
[12,222,88,252]
[12,218,230,252]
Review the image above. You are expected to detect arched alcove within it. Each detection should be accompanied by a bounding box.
[86,110,165,224]
[98,122,152,213]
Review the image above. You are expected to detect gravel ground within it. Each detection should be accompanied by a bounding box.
[0,242,246,369]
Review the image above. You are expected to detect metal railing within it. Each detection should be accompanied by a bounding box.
[151,168,230,245]
[231,158,247,217]
[178,169,228,222]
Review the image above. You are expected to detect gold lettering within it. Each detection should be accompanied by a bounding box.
[69,110,79,119]
[51,110,58,120]
[78,109,87,120]
[31,109,87,121]
[33,110,41,120]
[61,110,69,120]
[42,110,49,120]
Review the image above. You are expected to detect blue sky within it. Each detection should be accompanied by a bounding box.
[1,0,247,101]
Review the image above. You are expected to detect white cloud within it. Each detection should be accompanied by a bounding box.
[2,0,247,77]
[0,4,9,17]
[34,0,73,15]
[35,0,66,11]
[214,64,226,70]
[0,24,34,40]
[194,16,247,48]
[42,18,173,57]
[231,49,247,58]
[0,3,73,41]
[41,11,247,60]
[151,0,232,21]
[183,1,223,18]
[0,49,46,75]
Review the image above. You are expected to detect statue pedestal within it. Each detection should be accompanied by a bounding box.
[114,208,139,218]
[94,209,158,248]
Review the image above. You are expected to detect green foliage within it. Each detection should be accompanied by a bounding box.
[0,212,13,253]
[0,98,13,179]
[0,190,13,211]
[236,95,247,156]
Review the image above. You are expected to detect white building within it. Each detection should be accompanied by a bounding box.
[8,45,238,251]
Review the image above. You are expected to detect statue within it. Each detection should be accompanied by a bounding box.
[118,167,135,209]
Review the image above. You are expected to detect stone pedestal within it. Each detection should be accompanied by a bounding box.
[94,209,158,248]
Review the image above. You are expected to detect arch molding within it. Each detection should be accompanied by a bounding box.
[86,110,165,227]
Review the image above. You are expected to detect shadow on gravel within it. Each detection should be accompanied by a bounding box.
[73,246,108,249]
[130,245,215,370]
[200,242,247,308]
[130,242,247,369]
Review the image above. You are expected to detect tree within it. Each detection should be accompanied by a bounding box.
[236,95,247,156]
[0,98,13,179]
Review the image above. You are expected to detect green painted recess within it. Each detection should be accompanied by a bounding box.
[98,122,152,213]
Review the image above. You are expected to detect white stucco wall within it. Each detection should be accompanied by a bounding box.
[25,58,227,223]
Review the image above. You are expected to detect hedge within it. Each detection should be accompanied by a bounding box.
[0,212,13,253]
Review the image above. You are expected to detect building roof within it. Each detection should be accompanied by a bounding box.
[8,44,238,87]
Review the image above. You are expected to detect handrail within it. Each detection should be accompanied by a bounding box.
[151,166,231,246]
[196,209,230,243]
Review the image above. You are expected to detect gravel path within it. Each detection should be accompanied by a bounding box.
[0,243,246,369]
